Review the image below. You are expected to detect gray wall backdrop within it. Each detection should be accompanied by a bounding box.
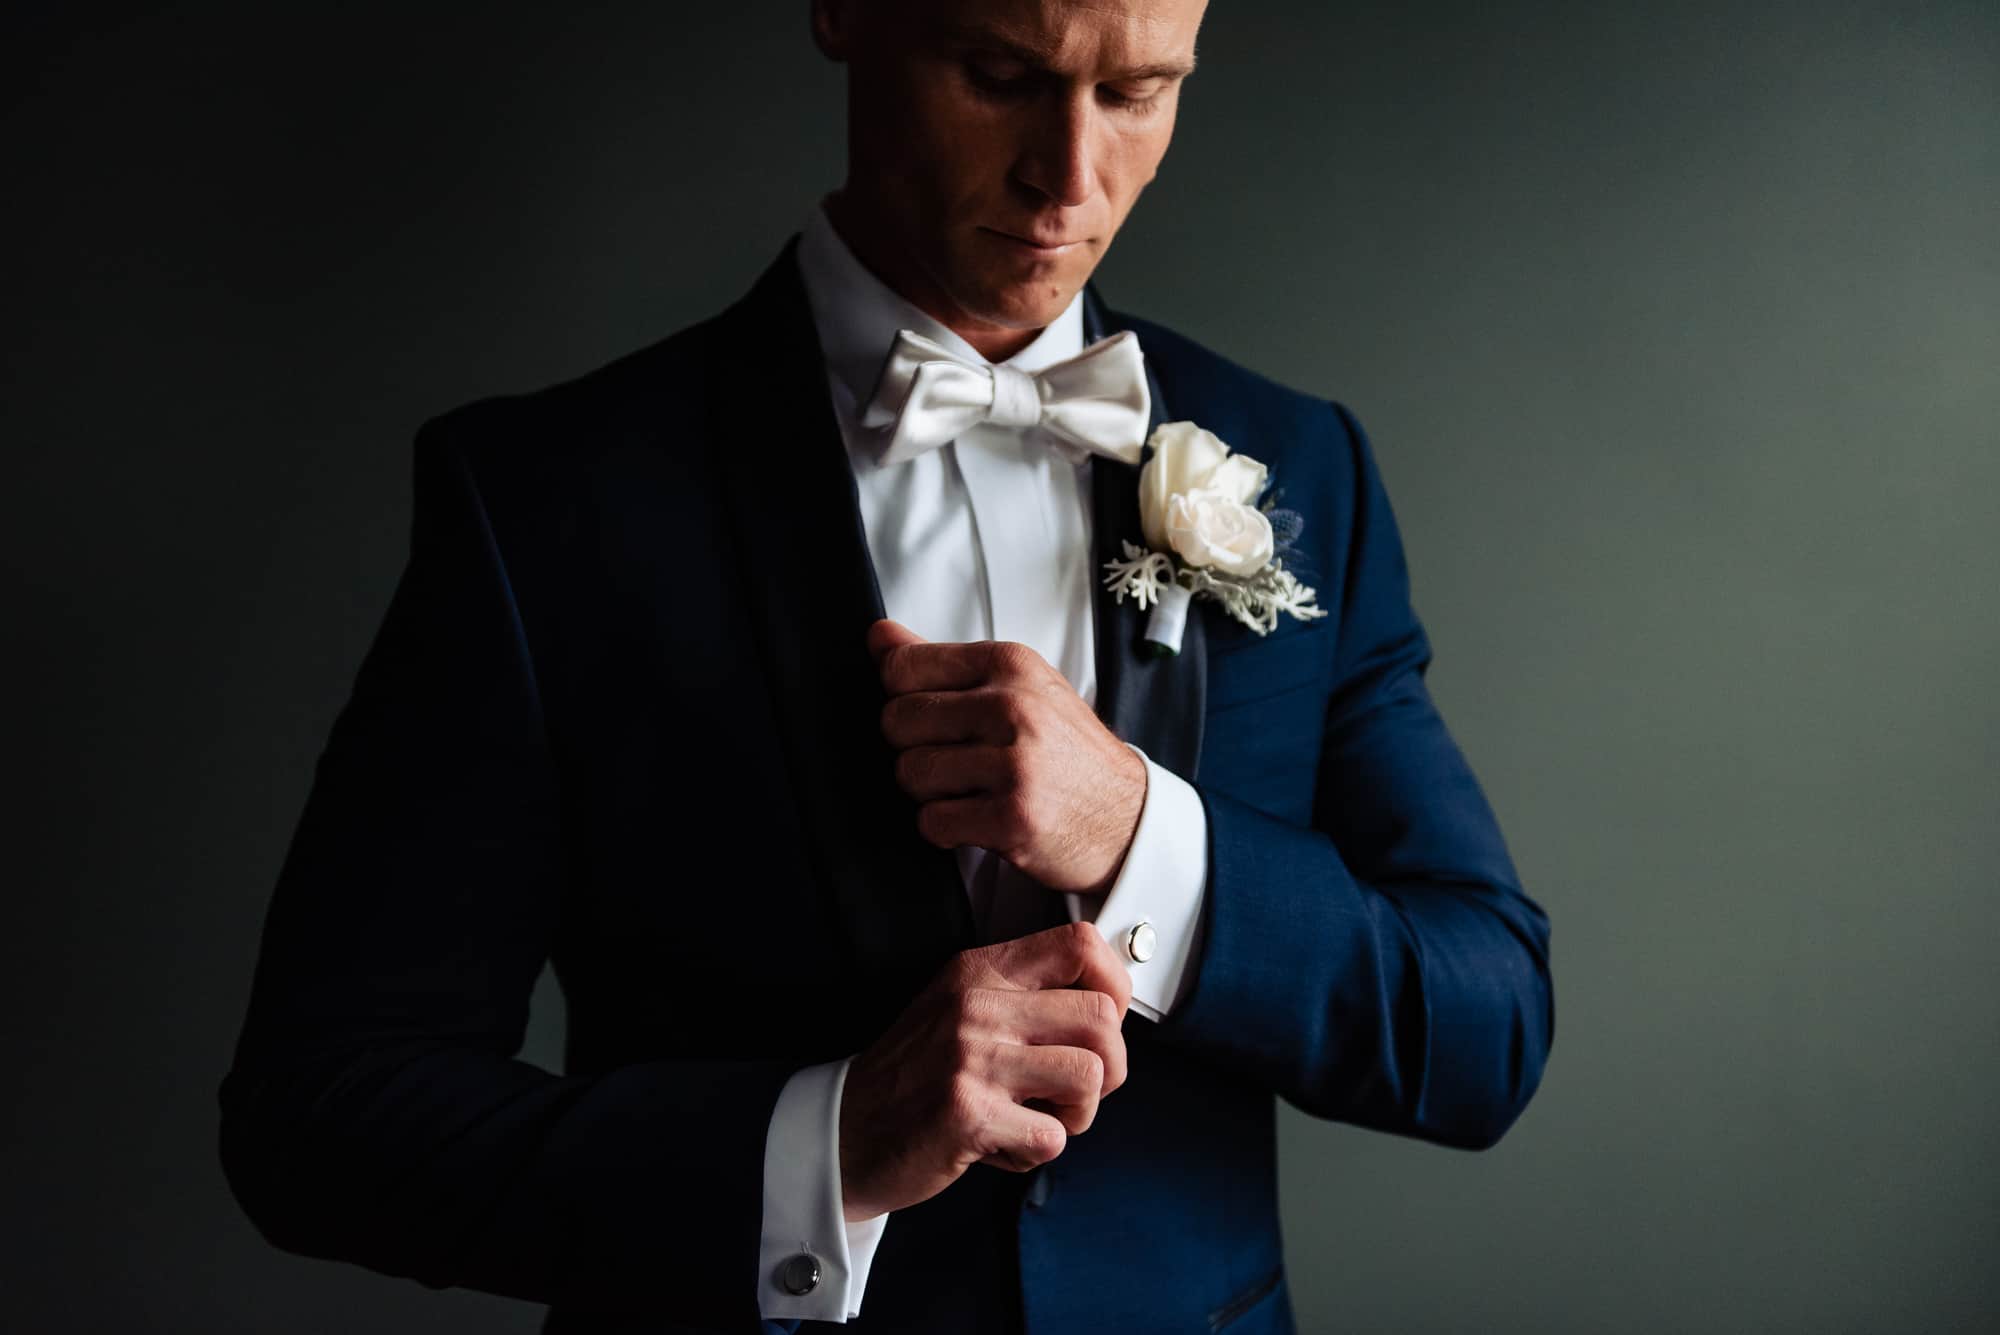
[5,1,1994,1330]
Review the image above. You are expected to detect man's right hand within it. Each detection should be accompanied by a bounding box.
[837,920,1133,1222]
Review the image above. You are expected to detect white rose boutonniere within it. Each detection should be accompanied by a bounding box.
[1103,421,1328,654]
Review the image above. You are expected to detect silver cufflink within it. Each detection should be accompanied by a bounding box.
[778,1251,821,1295]
[1125,920,1157,963]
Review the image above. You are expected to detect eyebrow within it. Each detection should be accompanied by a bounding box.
[943,25,1197,81]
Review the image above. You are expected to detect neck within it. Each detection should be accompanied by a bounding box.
[823,188,1044,363]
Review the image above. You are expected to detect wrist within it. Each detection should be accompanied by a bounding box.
[1085,743,1149,896]
[836,1054,894,1223]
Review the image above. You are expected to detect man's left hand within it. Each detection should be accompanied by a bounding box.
[869,618,1146,897]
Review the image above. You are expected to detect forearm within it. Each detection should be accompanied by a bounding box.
[219,1038,799,1326]
[216,414,798,1329]
[1141,396,1555,1147]
[1149,779,1552,1149]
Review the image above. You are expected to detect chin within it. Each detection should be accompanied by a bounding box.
[967,278,1079,330]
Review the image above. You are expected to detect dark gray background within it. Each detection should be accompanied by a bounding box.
[5,1,1995,1330]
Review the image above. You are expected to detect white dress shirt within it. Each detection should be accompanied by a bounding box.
[755,197,1211,1322]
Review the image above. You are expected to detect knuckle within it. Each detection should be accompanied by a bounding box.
[1083,987,1119,1029]
[1069,1047,1105,1092]
[956,987,995,1035]
[1000,641,1046,678]
[994,688,1035,736]
[1000,791,1038,842]
[944,1072,984,1130]
[1106,1034,1129,1082]
[952,984,982,1022]
[947,1030,983,1077]
[938,962,980,1006]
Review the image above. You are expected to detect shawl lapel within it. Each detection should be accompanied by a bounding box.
[1080,284,1209,782]
[707,238,972,1011]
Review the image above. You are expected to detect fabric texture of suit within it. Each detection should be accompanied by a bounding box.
[217,233,1555,1335]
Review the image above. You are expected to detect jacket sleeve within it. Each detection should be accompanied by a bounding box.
[1152,399,1555,1150]
[216,412,799,1329]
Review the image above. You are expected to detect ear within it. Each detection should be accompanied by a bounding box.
[809,0,858,62]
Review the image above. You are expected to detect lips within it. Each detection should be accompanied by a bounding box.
[988,227,1084,251]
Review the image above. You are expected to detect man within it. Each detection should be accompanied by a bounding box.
[217,1,1554,1332]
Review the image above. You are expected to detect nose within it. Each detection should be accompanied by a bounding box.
[1013,89,1097,208]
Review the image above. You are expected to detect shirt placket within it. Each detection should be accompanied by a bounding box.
[952,421,1085,942]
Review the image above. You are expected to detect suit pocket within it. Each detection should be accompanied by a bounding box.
[1208,1263,1286,1332]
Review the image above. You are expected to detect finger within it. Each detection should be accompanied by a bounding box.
[866,618,928,665]
[986,1044,1105,1135]
[979,922,1135,1020]
[880,639,1044,696]
[893,744,1017,802]
[969,1100,1069,1173]
[881,688,1023,748]
[985,988,1128,1095]
[914,793,1026,854]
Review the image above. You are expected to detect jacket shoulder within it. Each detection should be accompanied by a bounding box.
[416,309,724,462]
[1109,307,1364,492]
[1114,310,1324,409]
[389,304,748,574]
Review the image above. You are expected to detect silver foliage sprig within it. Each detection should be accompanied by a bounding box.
[1102,539,1329,637]
[1101,540,1176,610]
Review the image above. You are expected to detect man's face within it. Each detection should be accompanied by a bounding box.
[817,0,1205,344]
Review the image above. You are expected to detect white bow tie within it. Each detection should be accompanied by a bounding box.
[858,327,1152,468]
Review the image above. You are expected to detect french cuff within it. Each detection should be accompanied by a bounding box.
[758,1056,889,1321]
[1065,741,1210,1022]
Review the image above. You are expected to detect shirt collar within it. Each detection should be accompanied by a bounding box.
[793,193,1086,412]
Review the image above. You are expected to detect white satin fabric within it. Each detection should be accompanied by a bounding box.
[860,326,1153,468]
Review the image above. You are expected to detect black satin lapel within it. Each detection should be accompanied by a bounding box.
[707,237,973,1008]
[1081,283,1207,782]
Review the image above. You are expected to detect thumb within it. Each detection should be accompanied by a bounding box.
[866,617,928,664]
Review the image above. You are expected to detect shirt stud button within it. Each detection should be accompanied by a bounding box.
[778,1252,822,1295]
[1125,920,1157,963]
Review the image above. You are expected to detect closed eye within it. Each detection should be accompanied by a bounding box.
[1100,85,1167,114]
[962,53,1174,115]
[963,55,1040,98]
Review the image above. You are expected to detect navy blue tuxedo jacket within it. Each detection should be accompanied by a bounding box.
[218,235,1554,1335]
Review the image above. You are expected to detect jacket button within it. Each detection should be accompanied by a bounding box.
[778,1252,821,1295]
